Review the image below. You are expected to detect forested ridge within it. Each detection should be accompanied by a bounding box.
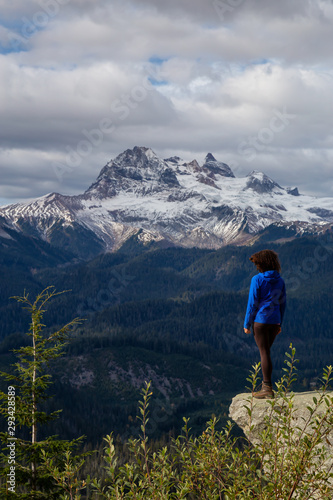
[1,232,333,444]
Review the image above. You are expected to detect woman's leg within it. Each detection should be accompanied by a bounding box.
[253,323,280,384]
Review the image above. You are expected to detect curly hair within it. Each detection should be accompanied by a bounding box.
[249,249,281,273]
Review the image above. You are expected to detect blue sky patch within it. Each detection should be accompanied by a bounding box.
[148,77,168,86]
[149,56,169,66]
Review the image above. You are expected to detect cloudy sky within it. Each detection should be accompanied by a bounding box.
[1,0,333,206]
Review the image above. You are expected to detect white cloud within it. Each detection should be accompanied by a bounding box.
[0,0,333,204]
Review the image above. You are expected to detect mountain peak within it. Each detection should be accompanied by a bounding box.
[115,146,159,167]
[202,155,235,178]
[164,156,183,165]
[245,171,282,194]
[85,146,179,199]
[286,187,300,196]
[1,146,332,259]
[205,153,216,162]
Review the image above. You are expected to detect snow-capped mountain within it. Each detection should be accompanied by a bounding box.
[1,146,333,259]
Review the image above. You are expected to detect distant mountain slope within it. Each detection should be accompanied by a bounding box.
[1,146,333,258]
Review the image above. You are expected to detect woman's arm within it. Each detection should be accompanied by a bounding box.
[243,276,260,331]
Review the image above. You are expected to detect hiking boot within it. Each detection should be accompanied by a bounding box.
[253,382,274,399]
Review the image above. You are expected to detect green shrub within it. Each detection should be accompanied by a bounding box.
[1,287,332,499]
[91,346,333,499]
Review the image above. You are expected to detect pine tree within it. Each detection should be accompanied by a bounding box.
[0,287,89,499]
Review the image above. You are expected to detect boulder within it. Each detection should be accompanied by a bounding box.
[229,391,333,443]
[229,391,333,498]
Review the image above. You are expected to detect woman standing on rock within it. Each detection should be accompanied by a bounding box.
[244,249,286,399]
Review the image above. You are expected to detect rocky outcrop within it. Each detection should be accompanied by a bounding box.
[229,391,333,498]
[229,391,333,442]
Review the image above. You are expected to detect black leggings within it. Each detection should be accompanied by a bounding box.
[253,323,280,385]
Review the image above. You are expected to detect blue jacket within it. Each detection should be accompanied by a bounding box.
[244,271,286,329]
